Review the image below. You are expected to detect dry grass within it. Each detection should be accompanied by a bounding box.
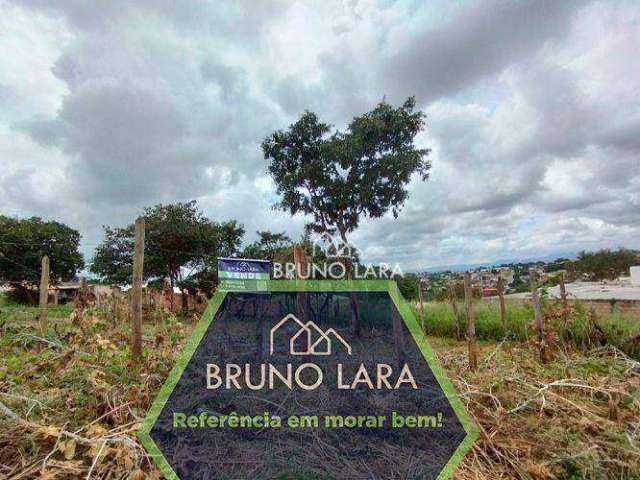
[0,301,639,479]
[439,337,640,480]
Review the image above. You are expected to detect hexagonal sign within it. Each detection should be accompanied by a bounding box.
[139,280,477,479]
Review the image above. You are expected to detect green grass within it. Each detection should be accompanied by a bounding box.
[414,299,640,358]
[0,301,73,324]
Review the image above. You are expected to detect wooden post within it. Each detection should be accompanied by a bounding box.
[530,270,546,362]
[448,283,462,340]
[463,272,478,371]
[38,256,50,336]
[497,275,506,333]
[417,278,426,333]
[78,276,87,310]
[391,303,406,369]
[559,272,569,326]
[131,217,145,361]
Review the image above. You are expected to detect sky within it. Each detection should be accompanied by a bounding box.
[1,0,639,271]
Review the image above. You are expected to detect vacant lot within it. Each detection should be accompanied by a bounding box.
[0,298,639,479]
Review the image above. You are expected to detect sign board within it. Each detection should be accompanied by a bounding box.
[139,281,477,479]
[217,257,270,291]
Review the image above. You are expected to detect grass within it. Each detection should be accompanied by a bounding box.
[0,298,639,479]
[0,296,73,324]
[431,336,640,480]
[414,298,640,359]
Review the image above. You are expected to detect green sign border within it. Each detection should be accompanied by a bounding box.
[138,280,479,479]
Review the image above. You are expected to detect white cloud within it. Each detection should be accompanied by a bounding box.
[1,0,639,270]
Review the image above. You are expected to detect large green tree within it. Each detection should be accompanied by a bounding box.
[0,216,84,303]
[262,97,430,243]
[263,97,430,334]
[91,201,244,295]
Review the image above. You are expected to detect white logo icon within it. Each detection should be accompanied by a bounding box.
[312,232,356,259]
[269,313,352,356]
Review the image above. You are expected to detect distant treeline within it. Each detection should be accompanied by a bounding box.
[569,248,639,281]
[1,208,638,304]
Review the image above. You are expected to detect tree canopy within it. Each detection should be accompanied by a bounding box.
[0,216,84,300]
[90,201,244,292]
[570,248,639,280]
[262,97,430,241]
[0,215,84,283]
[241,231,293,262]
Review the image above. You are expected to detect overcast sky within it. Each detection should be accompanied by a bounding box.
[1,0,639,271]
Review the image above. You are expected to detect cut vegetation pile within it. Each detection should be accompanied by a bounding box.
[0,298,639,479]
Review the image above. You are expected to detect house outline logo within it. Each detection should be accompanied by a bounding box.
[269,313,352,356]
[311,232,356,259]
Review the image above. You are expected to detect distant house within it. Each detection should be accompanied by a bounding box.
[48,282,81,304]
[48,282,118,304]
[482,287,498,297]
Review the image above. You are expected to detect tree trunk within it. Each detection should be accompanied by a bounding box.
[497,276,506,333]
[255,296,265,360]
[463,272,478,371]
[131,217,145,362]
[169,275,175,313]
[337,228,361,337]
[293,245,310,357]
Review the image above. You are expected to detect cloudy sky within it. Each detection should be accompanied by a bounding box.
[1,0,639,271]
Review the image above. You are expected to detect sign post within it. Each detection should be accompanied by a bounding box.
[217,257,270,292]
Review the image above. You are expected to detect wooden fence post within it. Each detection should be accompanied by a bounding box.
[497,275,506,333]
[131,217,145,361]
[530,270,547,362]
[38,255,50,336]
[417,278,426,333]
[447,283,462,340]
[391,302,406,369]
[559,272,569,326]
[78,276,87,310]
[463,272,478,371]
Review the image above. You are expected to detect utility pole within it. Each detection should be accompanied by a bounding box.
[38,256,50,337]
[131,217,145,361]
